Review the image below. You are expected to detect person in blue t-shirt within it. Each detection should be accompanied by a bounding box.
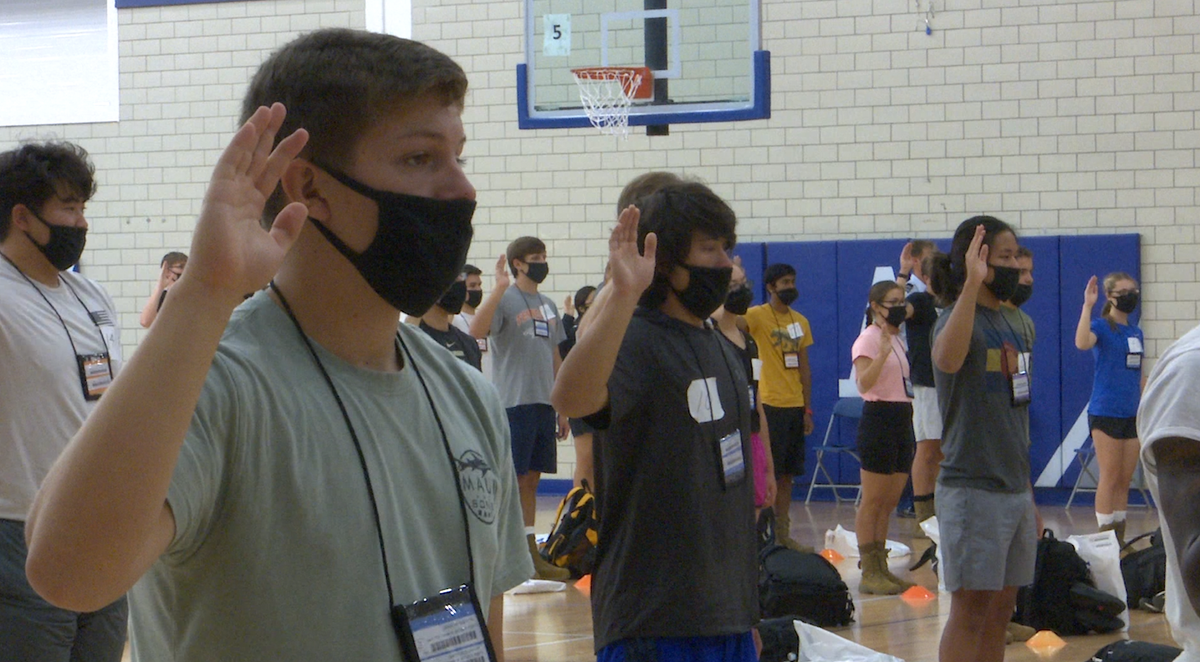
[1074,271,1146,545]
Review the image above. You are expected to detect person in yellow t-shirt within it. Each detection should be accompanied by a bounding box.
[743,263,814,552]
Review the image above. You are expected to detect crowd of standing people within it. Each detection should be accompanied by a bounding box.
[3,25,1192,662]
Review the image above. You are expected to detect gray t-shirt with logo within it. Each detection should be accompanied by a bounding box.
[488,286,565,408]
[129,292,532,662]
[933,303,1032,493]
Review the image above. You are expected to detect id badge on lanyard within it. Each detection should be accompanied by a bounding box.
[532,319,550,338]
[476,337,488,353]
[718,430,746,487]
[903,377,915,399]
[393,584,496,662]
[1002,341,1031,407]
[77,353,113,401]
[783,351,801,369]
[1126,336,1143,370]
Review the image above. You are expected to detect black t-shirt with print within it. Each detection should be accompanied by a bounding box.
[419,321,483,372]
[589,307,758,651]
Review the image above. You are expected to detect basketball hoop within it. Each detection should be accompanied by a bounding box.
[571,67,653,137]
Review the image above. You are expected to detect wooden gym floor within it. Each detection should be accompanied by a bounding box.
[122,498,1177,662]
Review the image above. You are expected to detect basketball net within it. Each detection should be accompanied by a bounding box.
[572,68,645,138]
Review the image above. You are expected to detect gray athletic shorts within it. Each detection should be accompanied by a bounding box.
[935,484,1037,592]
[911,385,942,442]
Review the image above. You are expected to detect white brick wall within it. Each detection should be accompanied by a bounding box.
[1,0,1196,482]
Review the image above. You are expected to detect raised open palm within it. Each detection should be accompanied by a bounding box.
[183,103,309,303]
[607,205,657,298]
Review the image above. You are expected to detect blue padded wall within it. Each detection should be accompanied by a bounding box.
[1051,234,1141,489]
[744,233,1139,499]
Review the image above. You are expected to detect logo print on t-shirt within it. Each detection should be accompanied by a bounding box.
[456,449,499,524]
[687,377,726,423]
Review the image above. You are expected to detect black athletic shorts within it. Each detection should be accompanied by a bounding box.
[763,404,807,478]
[1089,414,1138,441]
[856,401,916,475]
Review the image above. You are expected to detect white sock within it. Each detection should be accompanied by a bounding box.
[1114,510,1127,523]
[525,526,536,536]
[1096,512,1115,527]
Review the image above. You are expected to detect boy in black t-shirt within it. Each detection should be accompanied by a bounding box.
[419,273,482,371]
[552,181,758,662]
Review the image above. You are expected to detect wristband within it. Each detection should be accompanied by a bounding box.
[805,408,813,415]
[898,271,911,280]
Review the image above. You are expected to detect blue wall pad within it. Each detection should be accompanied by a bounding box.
[1038,233,1141,489]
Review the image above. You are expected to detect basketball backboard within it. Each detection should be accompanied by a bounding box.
[518,0,770,131]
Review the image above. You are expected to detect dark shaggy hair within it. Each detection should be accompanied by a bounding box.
[0,141,96,241]
[636,182,737,309]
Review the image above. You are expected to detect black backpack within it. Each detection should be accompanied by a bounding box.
[1014,529,1125,635]
[756,617,801,662]
[1122,529,1167,611]
[1089,640,1182,662]
[757,509,855,627]
[539,480,598,578]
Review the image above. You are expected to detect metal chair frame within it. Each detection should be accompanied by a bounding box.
[1065,437,1154,509]
[805,397,864,504]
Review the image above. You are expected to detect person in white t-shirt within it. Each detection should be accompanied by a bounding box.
[0,140,126,661]
[1138,324,1200,662]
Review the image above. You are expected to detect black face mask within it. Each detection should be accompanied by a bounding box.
[985,264,1021,302]
[774,287,799,306]
[465,289,483,309]
[437,280,468,314]
[1114,292,1140,314]
[27,212,87,271]
[524,261,549,284]
[673,265,732,320]
[308,166,476,316]
[1009,283,1033,307]
[724,286,753,315]
[884,304,908,328]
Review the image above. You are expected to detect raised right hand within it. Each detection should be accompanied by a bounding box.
[180,103,309,307]
[1083,275,1099,308]
[899,241,915,273]
[963,224,989,287]
[876,321,894,357]
[493,253,512,290]
[607,205,657,299]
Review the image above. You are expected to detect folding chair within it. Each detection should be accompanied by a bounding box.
[805,397,864,504]
[1066,437,1154,509]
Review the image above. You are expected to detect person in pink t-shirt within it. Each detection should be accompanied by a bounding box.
[851,280,918,595]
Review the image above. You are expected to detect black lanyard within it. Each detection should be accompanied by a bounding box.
[2,253,111,360]
[269,282,478,613]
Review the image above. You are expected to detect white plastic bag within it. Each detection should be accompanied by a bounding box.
[1067,530,1128,631]
[823,524,911,559]
[795,620,905,662]
[919,516,947,593]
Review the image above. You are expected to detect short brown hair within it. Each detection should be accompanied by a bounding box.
[910,239,936,261]
[617,171,685,214]
[1016,245,1033,259]
[242,29,468,222]
[507,236,546,276]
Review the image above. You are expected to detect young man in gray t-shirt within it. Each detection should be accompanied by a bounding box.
[471,236,571,581]
[25,30,531,661]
